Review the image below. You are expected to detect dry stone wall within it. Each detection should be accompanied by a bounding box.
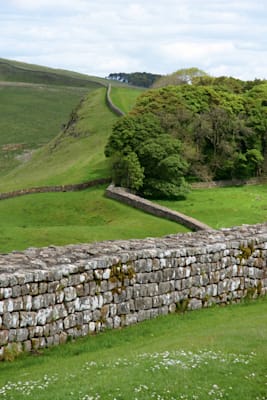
[0,223,266,360]
[106,184,211,231]
[0,178,110,201]
[106,84,125,116]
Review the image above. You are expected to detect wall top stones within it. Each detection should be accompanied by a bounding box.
[1,223,266,282]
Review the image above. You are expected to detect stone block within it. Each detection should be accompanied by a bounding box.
[20,311,37,327]
[0,330,9,346]
[64,314,76,329]
[16,328,28,342]
[115,301,127,314]
[37,307,53,325]
[64,287,77,302]
[13,297,24,311]
[158,281,171,294]
[12,285,21,298]
[188,299,202,310]
[3,312,19,329]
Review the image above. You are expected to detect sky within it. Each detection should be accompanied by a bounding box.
[1,0,266,80]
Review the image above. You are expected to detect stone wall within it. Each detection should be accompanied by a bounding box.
[0,223,266,359]
[106,184,211,231]
[106,84,125,116]
[0,178,110,201]
[191,176,267,189]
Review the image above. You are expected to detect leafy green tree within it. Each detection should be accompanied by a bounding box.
[245,149,264,176]
[107,72,161,87]
[105,115,190,199]
[137,135,189,198]
[110,152,144,191]
[105,113,164,157]
[232,149,264,178]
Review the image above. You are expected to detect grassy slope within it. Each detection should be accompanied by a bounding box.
[0,57,126,87]
[0,57,119,178]
[0,87,118,190]
[0,298,266,399]
[157,184,267,229]
[0,186,188,253]
[109,86,145,113]
[0,85,89,147]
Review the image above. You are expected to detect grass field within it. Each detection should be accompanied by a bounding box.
[0,186,188,253]
[0,87,118,191]
[109,86,144,113]
[0,297,266,399]
[0,58,132,183]
[0,58,127,87]
[158,184,267,229]
[0,85,89,148]
[0,183,266,254]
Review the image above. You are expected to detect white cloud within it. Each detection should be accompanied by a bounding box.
[0,0,266,79]
[9,0,86,11]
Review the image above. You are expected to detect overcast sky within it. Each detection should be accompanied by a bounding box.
[1,0,266,80]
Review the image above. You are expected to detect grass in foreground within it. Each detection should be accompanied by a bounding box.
[0,298,266,399]
[158,184,267,229]
[0,186,188,253]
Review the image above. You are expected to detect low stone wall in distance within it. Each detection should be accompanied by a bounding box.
[106,184,211,231]
[0,178,110,201]
[106,84,125,116]
[191,176,267,189]
[0,223,266,360]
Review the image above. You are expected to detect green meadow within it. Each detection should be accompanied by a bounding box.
[0,186,188,253]
[0,183,266,253]
[158,184,267,229]
[109,86,144,113]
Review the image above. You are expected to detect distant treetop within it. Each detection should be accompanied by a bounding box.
[152,67,209,88]
[107,72,162,88]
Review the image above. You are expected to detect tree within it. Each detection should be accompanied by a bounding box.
[137,135,189,198]
[152,67,208,88]
[110,152,144,191]
[105,115,190,199]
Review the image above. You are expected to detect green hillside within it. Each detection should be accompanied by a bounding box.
[0,58,131,87]
[0,84,91,175]
[0,87,118,191]
[0,58,104,87]
[109,86,145,113]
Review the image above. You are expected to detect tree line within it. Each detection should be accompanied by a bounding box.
[107,72,161,88]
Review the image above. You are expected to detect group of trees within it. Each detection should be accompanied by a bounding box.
[107,72,161,88]
[105,69,267,199]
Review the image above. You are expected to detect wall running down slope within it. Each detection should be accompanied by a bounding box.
[106,184,211,231]
[0,223,266,359]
